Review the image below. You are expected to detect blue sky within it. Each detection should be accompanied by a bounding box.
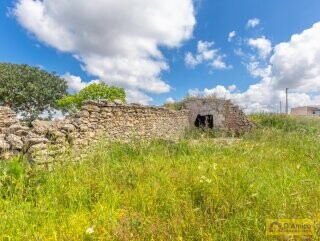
[1,0,320,111]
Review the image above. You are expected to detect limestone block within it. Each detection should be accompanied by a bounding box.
[0,138,10,151]
[82,104,100,112]
[75,110,90,118]
[6,124,29,134]
[61,124,76,133]
[6,134,23,150]
[32,120,51,135]
[24,137,49,152]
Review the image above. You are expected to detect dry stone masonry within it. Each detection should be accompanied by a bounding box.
[0,107,18,131]
[0,100,189,163]
[183,99,254,134]
[0,99,253,164]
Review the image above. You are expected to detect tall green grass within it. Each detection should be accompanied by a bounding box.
[1,114,320,240]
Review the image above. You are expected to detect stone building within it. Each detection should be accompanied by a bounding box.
[291,106,320,117]
[183,99,254,134]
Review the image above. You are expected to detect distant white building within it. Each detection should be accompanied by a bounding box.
[291,106,320,117]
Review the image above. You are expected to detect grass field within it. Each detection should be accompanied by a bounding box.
[1,114,320,240]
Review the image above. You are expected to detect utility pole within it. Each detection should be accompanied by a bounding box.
[280,101,282,114]
[285,88,289,114]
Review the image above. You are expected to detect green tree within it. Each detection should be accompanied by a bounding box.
[0,63,68,122]
[57,83,126,113]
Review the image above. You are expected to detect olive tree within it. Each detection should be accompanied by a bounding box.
[0,63,68,122]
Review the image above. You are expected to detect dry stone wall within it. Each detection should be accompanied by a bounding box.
[0,100,189,163]
[0,107,18,131]
[69,100,190,146]
[223,101,255,133]
[0,99,254,164]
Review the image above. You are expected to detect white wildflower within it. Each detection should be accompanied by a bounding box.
[86,227,94,235]
[213,163,218,170]
[200,175,212,184]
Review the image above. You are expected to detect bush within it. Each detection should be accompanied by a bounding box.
[249,113,320,134]
[57,83,126,113]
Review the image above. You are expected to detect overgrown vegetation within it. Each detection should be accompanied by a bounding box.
[57,83,126,114]
[1,114,320,240]
[249,113,320,134]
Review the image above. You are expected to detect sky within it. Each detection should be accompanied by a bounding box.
[1,0,320,112]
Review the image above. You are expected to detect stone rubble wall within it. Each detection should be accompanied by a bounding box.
[0,107,18,131]
[0,100,190,163]
[0,99,254,164]
[223,101,255,134]
[69,100,190,146]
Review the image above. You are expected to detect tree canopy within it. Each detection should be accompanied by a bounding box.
[0,63,68,121]
[57,83,126,113]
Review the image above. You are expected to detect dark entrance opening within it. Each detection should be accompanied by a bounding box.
[194,114,214,128]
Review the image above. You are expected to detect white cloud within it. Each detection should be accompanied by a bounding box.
[228,85,237,92]
[246,62,272,79]
[228,31,236,42]
[14,0,196,103]
[234,48,245,57]
[187,88,202,97]
[125,89,153,105]
[270,22,320,92]
[192,22,320,113]
[185,41,216,67]
[63,73,99,93]
[188,85,234,99]
[248,36,272,59]
[211,56,232,70]
[165,97,176,104]
[246,18,260,29]
[185,40,231,70]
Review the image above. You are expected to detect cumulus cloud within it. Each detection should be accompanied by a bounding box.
[248,36,272,59]
[270,22,320,92]
[185,40,231,70]
[193,22,320,113]
[246,62,272,79]
[125,89,154,105]
[188,85,236,99]
[14,0,196,104]
[228,84,237,92]
[211,56,231,70]
[228,31,236,42]
[165,97,176,104]
[246,18,260,28]
[63,73,99,93]
[185,41,216,67]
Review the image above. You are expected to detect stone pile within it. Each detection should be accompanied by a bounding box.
[0,118,67,162]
